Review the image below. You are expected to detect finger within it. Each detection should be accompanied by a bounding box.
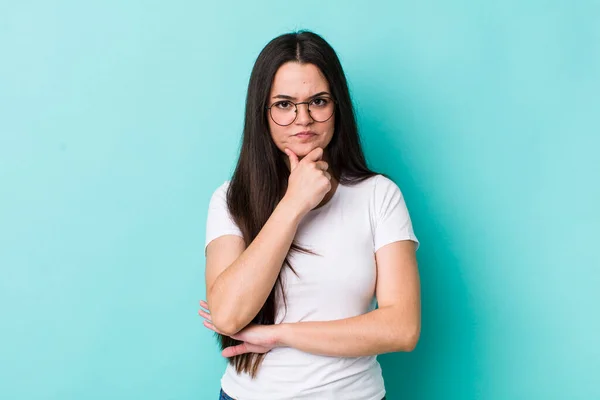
[199,302,210,313]
[198,309,211,321]
[324,171,331,181]
[222,343,249,358]
[244,343,269,353]
[302,147,324,163]
[199,300,209,309]
[284,148,299,171]
[203,319,222,335]
[315,161,329,171]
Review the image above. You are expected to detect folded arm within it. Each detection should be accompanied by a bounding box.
[276,240,421,356]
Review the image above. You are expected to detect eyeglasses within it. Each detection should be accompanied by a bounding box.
[266,96,336,126]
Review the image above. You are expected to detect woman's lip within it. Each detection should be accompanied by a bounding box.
[295,133,316,139]
[294,131,316,137]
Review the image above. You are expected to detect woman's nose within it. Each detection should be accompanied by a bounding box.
[294,103,313,125]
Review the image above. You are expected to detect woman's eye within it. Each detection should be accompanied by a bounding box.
[311,98,329,107]
[275,101,291,109]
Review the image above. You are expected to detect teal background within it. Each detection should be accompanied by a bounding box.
[1,1,598,399]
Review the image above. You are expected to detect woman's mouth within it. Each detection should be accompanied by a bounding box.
[294,131,317,139]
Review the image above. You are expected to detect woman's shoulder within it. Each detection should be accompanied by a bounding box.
[342,174,405,207]
[207,180,233,207]
[212,179,232,194]
[342,173,394,191]
[371,173,402,189]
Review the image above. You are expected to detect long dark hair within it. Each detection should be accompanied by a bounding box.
[222,30,379,377]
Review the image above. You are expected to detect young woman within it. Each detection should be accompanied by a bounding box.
[199,30,421,400]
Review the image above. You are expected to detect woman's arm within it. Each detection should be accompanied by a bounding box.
[202,240,421,357]
[276,306,416,357]
[206,148,331,337]
[206,198,303,336]
[279,240,421,356]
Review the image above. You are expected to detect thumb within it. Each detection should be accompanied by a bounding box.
[284,148,299,171]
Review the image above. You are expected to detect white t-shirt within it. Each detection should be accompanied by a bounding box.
[205,174,420,400]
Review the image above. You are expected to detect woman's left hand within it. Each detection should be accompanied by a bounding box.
[198,300,282,357]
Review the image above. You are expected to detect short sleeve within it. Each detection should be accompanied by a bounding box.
[204,181,244,252]
[372,175,420,252]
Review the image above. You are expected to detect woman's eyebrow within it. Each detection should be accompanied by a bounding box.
[272,91,330,100]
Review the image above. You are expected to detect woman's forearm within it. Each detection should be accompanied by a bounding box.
[276,306,420,357]
[208,198,303,336]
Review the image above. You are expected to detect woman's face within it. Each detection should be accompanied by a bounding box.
[267,62,335,161]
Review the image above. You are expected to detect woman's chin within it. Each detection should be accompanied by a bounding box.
[290,143,324,158]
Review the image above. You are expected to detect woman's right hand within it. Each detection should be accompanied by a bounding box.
[283,147,332,217]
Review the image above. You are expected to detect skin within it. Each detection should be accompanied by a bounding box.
[204,64,336,336]
[267,62,339,207]
[200,62,421,358]
[267,62,335,162]
[199,240,420,358]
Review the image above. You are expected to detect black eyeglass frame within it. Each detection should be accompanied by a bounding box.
[265,96,337,126]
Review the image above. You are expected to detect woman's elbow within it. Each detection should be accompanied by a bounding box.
[395,324,421,352]
[208,301,252,336]
[403,331,420,352]
[206,292,245,336]
[210,309,245,336]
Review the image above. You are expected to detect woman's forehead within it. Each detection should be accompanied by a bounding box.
[270,62,329,97]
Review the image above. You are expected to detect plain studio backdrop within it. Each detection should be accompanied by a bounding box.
[1,1,598,399]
